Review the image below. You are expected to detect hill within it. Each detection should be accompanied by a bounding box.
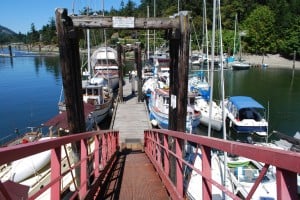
[0,25,17,36]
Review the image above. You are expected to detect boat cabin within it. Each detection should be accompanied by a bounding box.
[226,96,266,122]
[82,84,109,106]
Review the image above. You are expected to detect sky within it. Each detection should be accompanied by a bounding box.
[0,0,140,34]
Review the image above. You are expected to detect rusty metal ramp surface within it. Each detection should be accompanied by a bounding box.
[95,150,169,199]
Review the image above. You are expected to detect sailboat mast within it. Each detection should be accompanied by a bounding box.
[208,0,216,137]
[218,1,228,198]
[87,29,91,77]
[203,0,209,80]
[147,6,150,60]
[102,0,110,87]
[153,0,156,55]
[233,14,237,57]
[86,6,91,77]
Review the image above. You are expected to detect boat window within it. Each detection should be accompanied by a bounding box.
[163,97,169,105]
[87,89,93,95]
[239,108,263,121]
[189,97,195,105]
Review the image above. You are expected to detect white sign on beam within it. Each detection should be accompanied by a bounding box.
[112,17,135,28]
[171,94,176,109]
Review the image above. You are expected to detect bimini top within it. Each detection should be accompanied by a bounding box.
[229,96,265,110]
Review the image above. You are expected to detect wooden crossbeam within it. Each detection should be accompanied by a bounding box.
[70,15,180,30]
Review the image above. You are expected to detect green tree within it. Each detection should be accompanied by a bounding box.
[278,16,300,58]
[241,6,276,54]
[40,18,57,44]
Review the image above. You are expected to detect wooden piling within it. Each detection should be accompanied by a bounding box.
[8,45,13,57]
[117,43,123,102]
[135,45,143,102]
[169,12,190,133]
[55,8,86,134]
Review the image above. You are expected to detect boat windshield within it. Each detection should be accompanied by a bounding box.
[96,59,117,65]
[238,108,265,121]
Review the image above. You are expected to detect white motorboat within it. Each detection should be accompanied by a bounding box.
[91,46,122,90]
[82,81,113,125]
[224,96,268,136]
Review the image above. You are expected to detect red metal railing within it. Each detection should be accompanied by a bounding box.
[144,129,300,200]
[0,130,119,200]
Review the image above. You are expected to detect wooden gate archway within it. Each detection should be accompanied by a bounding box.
[55,8,190,133]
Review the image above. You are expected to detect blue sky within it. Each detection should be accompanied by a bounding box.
[0,0,140,34]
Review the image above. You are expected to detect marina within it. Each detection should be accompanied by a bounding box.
[0,8,300,200]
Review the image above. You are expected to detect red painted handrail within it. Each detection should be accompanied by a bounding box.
[0,130,119,200]
[144,129,300,200]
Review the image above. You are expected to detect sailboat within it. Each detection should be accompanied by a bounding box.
[228,14,251,70]
[186,1,234,199]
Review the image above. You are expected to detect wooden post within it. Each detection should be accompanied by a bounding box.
[55,8,85,193]
[55,8,86,134]
[8,45,13,57]
[169,12,190,132]
[168,29,180,131]
[135,44,143,102]
[292,50,296,70]
[117,43,123,102]
[168,11,190,185]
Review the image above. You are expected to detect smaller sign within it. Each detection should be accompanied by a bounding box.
[113,17,135,28]
[171,94,176,109]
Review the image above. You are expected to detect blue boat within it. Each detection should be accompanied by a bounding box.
[224,96,268,136]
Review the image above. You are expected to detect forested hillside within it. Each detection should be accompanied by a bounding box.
[1,0,299,58]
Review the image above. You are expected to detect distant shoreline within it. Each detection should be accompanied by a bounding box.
[3,44,299,69]
[242,54,299,69]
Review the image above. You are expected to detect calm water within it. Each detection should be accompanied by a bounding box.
[1,50,299,143]
[0,53,62,143]
[194,67,300,140]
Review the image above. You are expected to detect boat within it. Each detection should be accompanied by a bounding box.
[0,137,76,199]
[194,96,223,131]
[9,137,52,182]
[185,148,235,200]
[185,147,277,200]
[227,14,251,70]
[224,96,268,136]
[188,72,210,93]
[148,87,201,131]
[57,83,113,128]
[90,46,121,90]
[231,60,251,70]
[189,72,223,131]
[81,80,113,125]
[225,155,277,199]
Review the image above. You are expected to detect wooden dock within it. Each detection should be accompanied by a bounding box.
[111,77,151,150]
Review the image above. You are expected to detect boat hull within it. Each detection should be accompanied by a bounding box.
[91,100,112,124]
[148,98,201,131]
[231,62,251,70]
